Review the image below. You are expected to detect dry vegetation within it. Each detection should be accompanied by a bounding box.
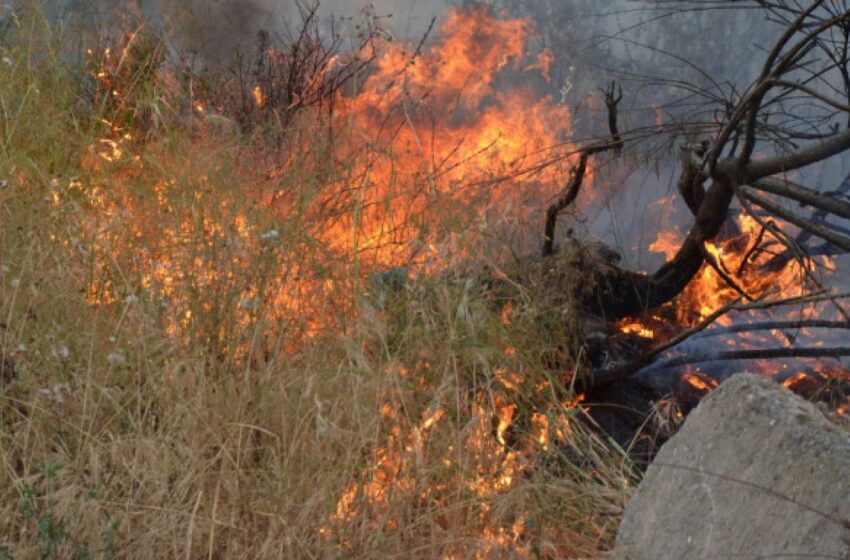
[0,5,634,559]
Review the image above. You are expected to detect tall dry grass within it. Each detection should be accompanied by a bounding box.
[0,5,635,558]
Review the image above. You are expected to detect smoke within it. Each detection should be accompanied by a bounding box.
[158,0,451,62]
[156,0,277,60]
[31,0,449,60]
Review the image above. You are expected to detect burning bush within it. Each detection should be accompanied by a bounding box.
[0,3,626,558]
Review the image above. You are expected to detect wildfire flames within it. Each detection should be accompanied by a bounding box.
[648,213,830,326]
[323,6,573,267]
[75,6,591,555]
[70,4,848,556]
[640,212,849,412]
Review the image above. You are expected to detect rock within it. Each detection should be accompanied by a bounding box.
[614,373,850,560]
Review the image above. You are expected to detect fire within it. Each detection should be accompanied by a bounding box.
[80,6,576,344]
[618,321,655,338]
[496,402,517,446]
[649,228,681,261]
[252,85,266,107]
[650,213,820,327]
[76,7,590,554]
[644,206,849,411]
[682,372,718,393]
[320,5,575,267]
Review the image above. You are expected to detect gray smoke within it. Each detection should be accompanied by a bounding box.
[157,0,451,61]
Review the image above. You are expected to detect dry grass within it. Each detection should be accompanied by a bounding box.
[0,6,635,558]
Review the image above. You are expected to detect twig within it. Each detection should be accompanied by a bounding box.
[542,82,624,257]
[700,244,753,301]
[737,222,770,275]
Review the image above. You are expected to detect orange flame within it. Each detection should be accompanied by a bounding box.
[252,85,266,107]
[649,213,821,327]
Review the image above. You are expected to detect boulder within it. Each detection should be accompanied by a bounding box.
[614,373,850,560]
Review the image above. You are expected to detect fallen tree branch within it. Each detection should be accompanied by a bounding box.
[650,346,850,371]
[735,289,850,309]
[741,189,850,251]
[743,127,850,183]
[748,178,850,220]
[690,319,850,339]
[579,298,743,391]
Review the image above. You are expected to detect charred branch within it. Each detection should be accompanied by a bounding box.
[580,299,743,391]
[690,319,850,340]
[677,142,709,215]
[603,81,625,154]
[650,346,850,371]
[740,188,850,251]
[742,127,850,182]
[543,152,588,257]
[792,171,850,254]
[749,177,850,220]
[542,82,624,257]
[582,290,850,392]
[597,126,850,320]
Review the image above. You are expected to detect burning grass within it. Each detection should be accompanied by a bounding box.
[0,5,632,558]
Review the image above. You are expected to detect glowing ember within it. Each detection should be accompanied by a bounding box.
[618,321,655,339]
[682,372,718,393]
[252,85,266,107]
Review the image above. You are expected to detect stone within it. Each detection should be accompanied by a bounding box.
[614,373,850,560]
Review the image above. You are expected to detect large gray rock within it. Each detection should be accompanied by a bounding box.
[614,373,850,560]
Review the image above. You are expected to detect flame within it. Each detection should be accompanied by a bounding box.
[80,6,576,345]
[525,48,555,83]
[77,9,590,554]
[643,209,848,410]
[252,85,266,107]
[496,402,517,446]
[649,228,681,261]
[781,372,810,390]
[618,321,655,338]
[500,301,514,326]
[319,6,575,268]
[681,372,718,393]
[649,213,822,327]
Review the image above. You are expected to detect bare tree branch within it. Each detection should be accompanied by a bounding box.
[743,127,850,182]
[740,188,850,251]
[542,82,624,257]
[749,177,850,220]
